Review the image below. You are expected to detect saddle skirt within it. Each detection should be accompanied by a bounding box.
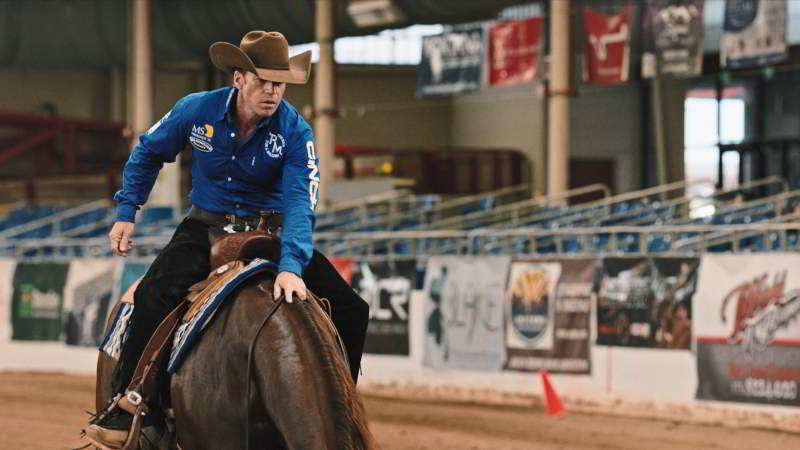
[99,258,277,374]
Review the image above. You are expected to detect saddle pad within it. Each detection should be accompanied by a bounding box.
[99,302,134,360]
[167,258,277,374]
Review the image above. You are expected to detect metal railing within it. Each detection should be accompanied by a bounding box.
[337,183,531,231]
[0,199,112,240]
[421,183,611,230]
[5,222,799,262]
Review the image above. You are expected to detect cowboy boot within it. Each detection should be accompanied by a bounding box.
[84,409,133,449]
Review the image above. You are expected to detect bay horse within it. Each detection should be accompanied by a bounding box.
[96,271,375,449]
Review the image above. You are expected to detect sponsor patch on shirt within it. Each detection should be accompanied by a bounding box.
[265,132,285,158]
[190,124,214,152]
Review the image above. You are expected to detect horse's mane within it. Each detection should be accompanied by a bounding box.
[292,291,375,449]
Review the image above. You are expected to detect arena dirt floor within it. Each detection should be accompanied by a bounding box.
[1,371,798,450]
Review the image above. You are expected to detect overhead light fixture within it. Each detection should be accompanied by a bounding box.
[347,0,406,28]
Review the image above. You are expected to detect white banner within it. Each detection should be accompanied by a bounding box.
[694,253,800,342]
[721,0,787,68]
[423,256,509,371]
[0,259,17,342]
[63,259,117,346]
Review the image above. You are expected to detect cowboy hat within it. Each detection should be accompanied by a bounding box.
[209,31,311,84]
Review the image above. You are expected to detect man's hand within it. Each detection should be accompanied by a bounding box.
[109,221,135,257]
[273,271,307,304]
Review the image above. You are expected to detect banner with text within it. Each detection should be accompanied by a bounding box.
[488,17,544,86]
[642,0,705,77]
[63,259,116,347]
[417,26,484,96]
[595,257,698,349]
[695,254,800,407]
[351,260,414,355]
[11,262,70,341]
[504,258,594,374]
[423,256,509,371]
[583,6,631,84]
[721,0,787,68]
[0,259,16,341]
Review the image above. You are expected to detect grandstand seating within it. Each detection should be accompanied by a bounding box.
[1,177,798,261]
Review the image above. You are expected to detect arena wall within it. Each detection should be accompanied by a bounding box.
[1,256,798,433]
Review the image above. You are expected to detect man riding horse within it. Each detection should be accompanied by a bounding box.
[85,30,370,448]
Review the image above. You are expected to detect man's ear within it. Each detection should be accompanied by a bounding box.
[232,70,243,89]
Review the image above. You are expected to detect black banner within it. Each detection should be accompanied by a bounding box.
[417,27,484,96]
[351,260,415,355]
[595,257,698,349]
[642,0,705,78]
[504,258,594,374]
[11,262,70,341]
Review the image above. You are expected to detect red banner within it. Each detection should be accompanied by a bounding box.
[329,257,354,284]
[583,6,631,84]
[488,17,544,86]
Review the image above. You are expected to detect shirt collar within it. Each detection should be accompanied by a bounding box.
[221,87,277,130]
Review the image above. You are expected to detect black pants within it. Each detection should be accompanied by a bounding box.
[111,217,369,394]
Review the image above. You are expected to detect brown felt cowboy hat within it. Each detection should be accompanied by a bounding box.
[209,31,311,84]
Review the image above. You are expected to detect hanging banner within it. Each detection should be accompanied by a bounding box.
[423,256,509,371]
[721,0,788,68]
[504,258,593,374]
[583,6,632,84]
[11,262,70,341]
[595,257,698,349]
[641,0,705,78]
[63,259,116,346]
[488,17,544,86]
[352,260,414,355]
[695,254,800,407]
[417,26,484,96]
[0,259,16,342]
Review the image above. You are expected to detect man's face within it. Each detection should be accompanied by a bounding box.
[234,70,286,118]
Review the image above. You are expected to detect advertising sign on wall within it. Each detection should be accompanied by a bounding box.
[595,257,698,349]
[11,262,70,341]
[351,260,415,355]
[63,259,115,346]
[695,254,800,406]
[423,256,509,371]
[504,258,593,374]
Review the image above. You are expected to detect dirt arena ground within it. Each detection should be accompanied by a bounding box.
[1,371,798,450]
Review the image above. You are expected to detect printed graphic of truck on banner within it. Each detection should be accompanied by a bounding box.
[695,254,800,407]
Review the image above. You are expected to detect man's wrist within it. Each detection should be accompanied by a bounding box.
[116,203,138,223]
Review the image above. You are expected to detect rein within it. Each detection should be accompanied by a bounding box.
[245,290,285,450]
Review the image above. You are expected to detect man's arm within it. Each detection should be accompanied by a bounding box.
[113,97,191,223]
[274,124,318,302]
[109,96,191,256]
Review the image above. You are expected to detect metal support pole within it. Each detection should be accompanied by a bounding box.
[132,0,181,215]
[547,0,571,197]
[315,0,336,210]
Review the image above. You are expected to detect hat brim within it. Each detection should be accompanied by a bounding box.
[209,42,311,84]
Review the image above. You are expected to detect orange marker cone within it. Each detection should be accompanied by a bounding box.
[540,369,566,417]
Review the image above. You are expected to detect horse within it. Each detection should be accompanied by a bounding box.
[96,270,375,449]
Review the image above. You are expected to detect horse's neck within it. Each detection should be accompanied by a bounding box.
[237,284,373,449]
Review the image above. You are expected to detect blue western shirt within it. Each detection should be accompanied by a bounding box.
[113,87,319,276]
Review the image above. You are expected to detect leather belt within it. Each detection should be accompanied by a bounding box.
[188,206,282,233]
